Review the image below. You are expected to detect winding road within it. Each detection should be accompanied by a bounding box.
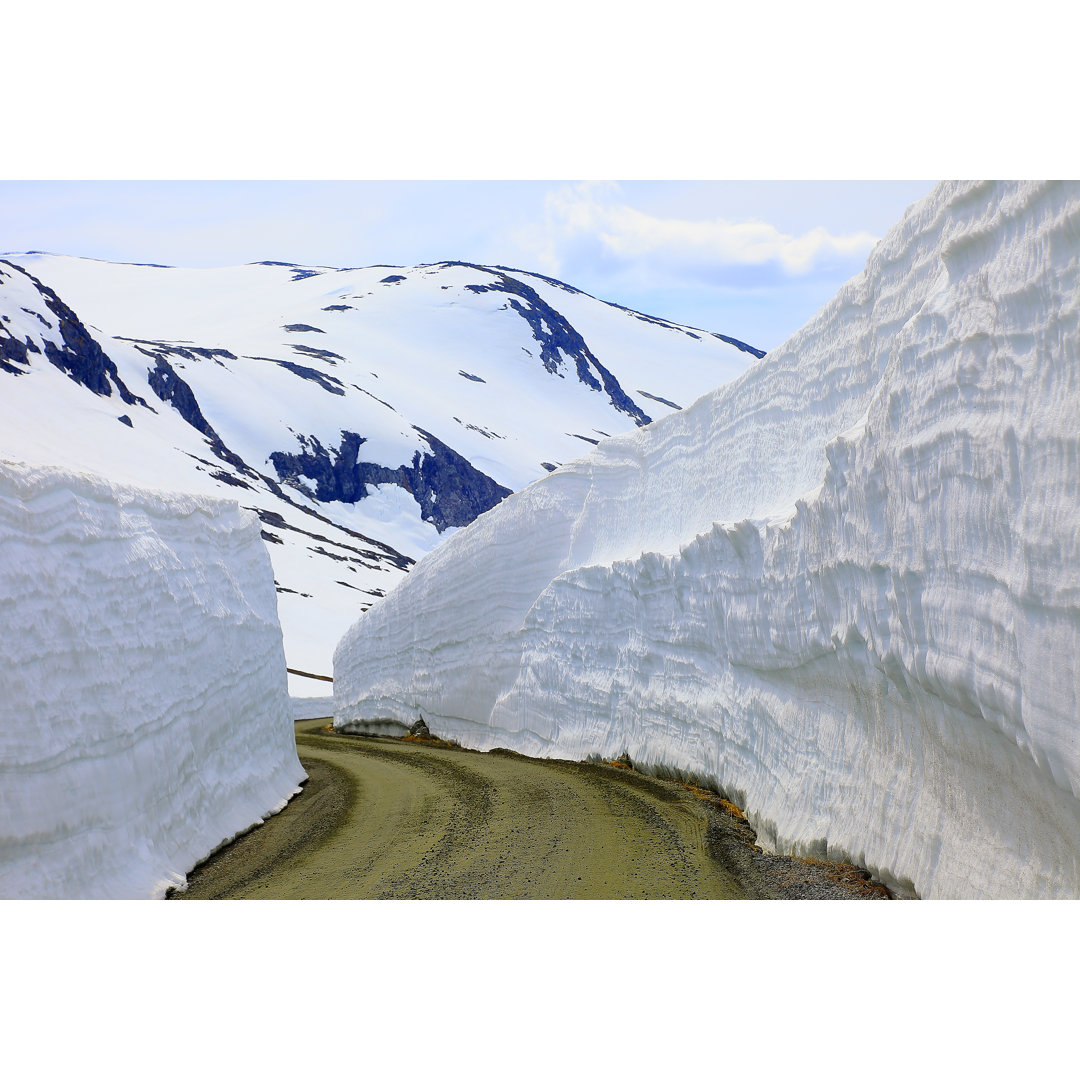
[171,718,890,900]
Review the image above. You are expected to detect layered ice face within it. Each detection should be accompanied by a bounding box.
[333,181,1080,899]
[0,461,305,899]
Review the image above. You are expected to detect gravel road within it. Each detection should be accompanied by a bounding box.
[170,719,891,900]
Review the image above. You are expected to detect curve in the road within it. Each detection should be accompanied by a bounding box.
[172,719,891,900]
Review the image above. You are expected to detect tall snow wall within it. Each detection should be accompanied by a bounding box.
[334,181,1080,899]
[0,461,305,899]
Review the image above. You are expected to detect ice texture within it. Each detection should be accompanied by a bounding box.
[334,181,1080,899]
[0,461,305,899]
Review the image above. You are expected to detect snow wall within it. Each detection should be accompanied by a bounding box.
[0,461,305,899]
[334,181,1080,899]
[291,694,335,721]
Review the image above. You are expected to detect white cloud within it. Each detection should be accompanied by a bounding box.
[512,182,880,287]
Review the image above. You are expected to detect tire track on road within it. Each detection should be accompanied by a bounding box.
[172,719,890,900]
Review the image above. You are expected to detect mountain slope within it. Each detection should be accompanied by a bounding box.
[0,255,761,691]
[333,181,1080,899]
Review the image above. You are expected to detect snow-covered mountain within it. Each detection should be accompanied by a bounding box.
[0,255,761,693]
[334,181,1080,900]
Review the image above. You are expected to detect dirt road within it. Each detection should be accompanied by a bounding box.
[171,719,890,900]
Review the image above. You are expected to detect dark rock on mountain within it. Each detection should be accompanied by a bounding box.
[0,325,39,375]
[451,263,652,426]
[1,259,144,404]
[251,262,322,281]
[711,332,766,358]
[146,354,218,439]
[270,427,511,532]
[116,337,237,363]
[20,307,52,329]
[491,263,766,357]
[289,343,344,363]
[247,506,412,571]
[638,389,682,410]
[409,428,512,530]
[145,353,252,476]
[249,355,346,395]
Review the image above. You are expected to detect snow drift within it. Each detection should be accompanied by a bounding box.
[334,180,1080,899]
[0,461,304,899]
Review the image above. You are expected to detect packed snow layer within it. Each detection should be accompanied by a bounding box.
[0,461,305,899]
[335,180,1080,899]
[291,695,334,721]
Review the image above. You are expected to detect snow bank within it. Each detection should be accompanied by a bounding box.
[0,461,305,899]
[334,181,1080,899]
[291,695,334,721]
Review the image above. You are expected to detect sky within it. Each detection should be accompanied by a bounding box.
[1,179,933,350]
[5,5,1073,354]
